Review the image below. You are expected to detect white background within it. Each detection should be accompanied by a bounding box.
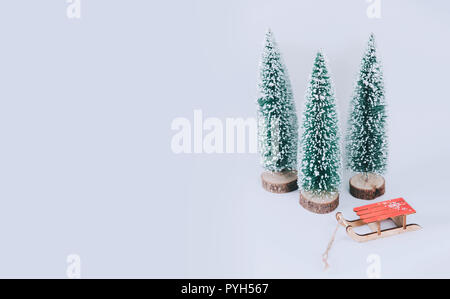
[0,0,449,278]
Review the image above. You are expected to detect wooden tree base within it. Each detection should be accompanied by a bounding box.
[349,173,385,200]
[261,171,298,193]
[299,191,339,214]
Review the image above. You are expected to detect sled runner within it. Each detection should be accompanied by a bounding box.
[336,198,421,242]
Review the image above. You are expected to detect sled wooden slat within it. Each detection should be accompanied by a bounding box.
[356,201,409,216]
[359,205,411,220]
[353,198,404,212]
[353,198,415,224]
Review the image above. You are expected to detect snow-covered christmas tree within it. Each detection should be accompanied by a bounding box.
[257,29,299,193]
[299,51,340,213]
[346,33,387,200]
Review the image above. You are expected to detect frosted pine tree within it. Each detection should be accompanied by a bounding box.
[257,30,298,193]
[299,51,340,204]
[346,34,387,199]
[257,30,298,173]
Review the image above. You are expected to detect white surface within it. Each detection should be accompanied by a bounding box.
[0,0,449,278]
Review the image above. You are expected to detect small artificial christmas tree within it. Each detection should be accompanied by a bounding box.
[299,51,341,214]
[346,33,388,200]
[257,29,298,193]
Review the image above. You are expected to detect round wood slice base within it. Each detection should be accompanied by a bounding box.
[349,173,385,200]
[261,171,298,194]
[299,191,339,214]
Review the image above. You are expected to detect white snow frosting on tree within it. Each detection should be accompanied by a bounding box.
[257,29,298,173]
[346,33,388,175]
[299,51,341,194]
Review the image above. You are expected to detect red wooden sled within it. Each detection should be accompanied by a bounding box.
[336,198,421,242]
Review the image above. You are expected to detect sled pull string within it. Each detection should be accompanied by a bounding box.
[322,221,341,270]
